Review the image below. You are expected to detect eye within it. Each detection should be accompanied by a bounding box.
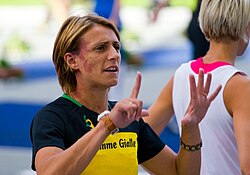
[113,43,120,52]
[95,44,107,52]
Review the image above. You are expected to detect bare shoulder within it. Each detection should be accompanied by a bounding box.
[226,73,250,90]
[224,73,250,116]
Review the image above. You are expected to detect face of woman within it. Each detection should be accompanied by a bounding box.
[75,25,121,89]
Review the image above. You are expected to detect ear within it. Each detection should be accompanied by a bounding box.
[64,52,79,70]
[246,22,250,37]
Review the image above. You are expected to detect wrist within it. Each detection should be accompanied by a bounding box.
[181,124,200,135]
[180,139,202,151]
[97,110,119,135]
[181,125,201,148]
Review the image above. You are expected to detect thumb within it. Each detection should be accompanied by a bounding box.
[141,109,149,117]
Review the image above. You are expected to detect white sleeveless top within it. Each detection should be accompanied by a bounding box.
[173,58,245,175]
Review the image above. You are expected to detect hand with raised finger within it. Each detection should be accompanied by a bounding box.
[109,72,149,128]
[181,69,222,128]
[129,71,148,120]
[109,99,136,128]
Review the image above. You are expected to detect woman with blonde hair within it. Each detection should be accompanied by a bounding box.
[145,0,250,174]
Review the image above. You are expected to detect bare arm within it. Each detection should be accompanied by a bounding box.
[143,69,222,175]
[225,74,250,175]
[35,121,110,175]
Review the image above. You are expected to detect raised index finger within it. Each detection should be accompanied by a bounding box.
[130,71,142,98]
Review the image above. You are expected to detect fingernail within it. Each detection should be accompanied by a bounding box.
[199,68,204,72]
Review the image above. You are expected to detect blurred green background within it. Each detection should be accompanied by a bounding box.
[0,0,43,5]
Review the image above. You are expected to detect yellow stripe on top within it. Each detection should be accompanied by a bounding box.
[81,132,138,175]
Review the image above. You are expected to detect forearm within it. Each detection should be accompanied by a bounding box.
[36,120,109,175]
[176,125,201,175]
[146,108,173,135]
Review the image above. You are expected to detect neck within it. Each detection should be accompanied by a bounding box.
[69,86,110,114]
[203,40,238,65]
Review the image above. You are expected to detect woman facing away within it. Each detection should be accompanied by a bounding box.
[145,0,250,174]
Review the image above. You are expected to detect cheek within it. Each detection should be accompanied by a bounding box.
[83,60,93,73]
[79,43,93,73]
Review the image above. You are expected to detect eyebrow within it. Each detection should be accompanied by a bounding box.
[96,40,120,45]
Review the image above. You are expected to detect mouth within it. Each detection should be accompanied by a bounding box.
[104,65,119,73]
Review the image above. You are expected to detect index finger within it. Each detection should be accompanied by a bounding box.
[130,71,142,98]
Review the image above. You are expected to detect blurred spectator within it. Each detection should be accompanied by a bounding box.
[0,32,27,80]
[0,67,23,80]
[93,0,122,31]
[0,59,23,79]
[186,0,209,59]
[150,0,209,60]
[149,0,168,22]
[43,0,72,29]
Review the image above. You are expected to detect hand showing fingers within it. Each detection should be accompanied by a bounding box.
[182,69,222,127]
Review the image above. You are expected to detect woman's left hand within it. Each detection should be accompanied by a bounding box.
[181,69,222,127]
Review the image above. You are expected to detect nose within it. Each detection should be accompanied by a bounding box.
[108,46,120,61]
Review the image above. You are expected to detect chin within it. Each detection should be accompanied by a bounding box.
[110,80,118,87]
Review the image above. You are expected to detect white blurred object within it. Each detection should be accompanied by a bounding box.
[120,6,192,52]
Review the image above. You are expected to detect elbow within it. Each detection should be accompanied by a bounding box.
[241,170,250,175]
[241,167,250,175]
[36,167,61,175]
[37,168,75,175]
